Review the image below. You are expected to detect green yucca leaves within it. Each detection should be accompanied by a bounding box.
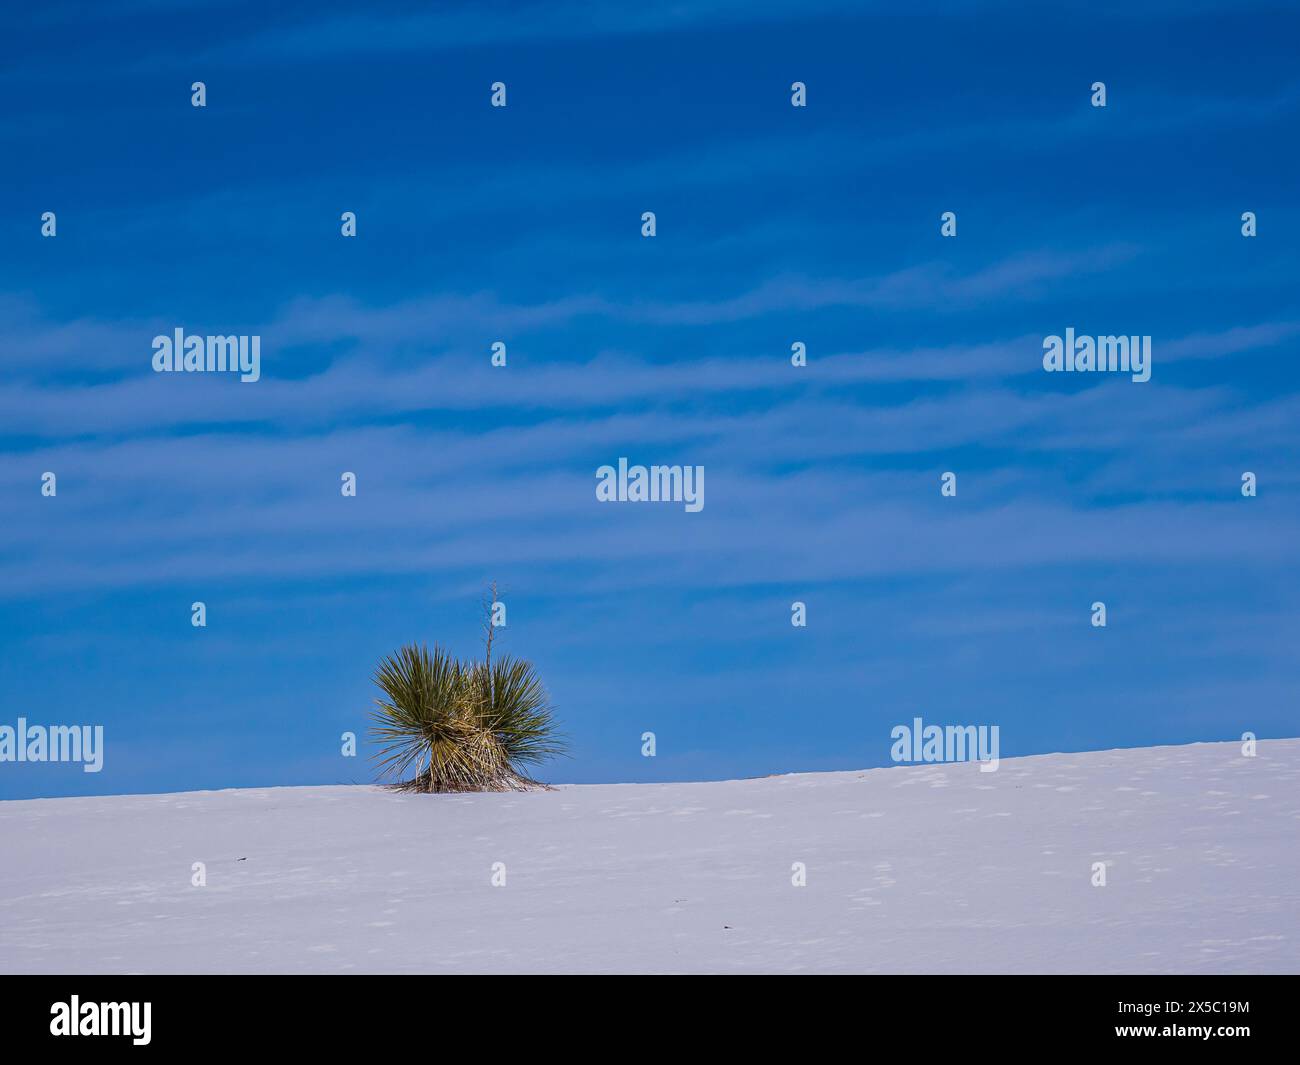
[471,656,569,767]
[368,642,565,793]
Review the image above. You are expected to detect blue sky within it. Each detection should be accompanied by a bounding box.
[1,1,1298,799]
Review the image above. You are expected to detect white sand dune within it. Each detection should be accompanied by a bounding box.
[2,739,1297,974]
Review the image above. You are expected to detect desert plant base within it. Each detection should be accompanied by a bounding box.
[387,770,552,794]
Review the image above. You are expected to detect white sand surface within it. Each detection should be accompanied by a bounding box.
[2,740,1296,974]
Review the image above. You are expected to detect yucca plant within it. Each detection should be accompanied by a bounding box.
[367,591,566,793]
